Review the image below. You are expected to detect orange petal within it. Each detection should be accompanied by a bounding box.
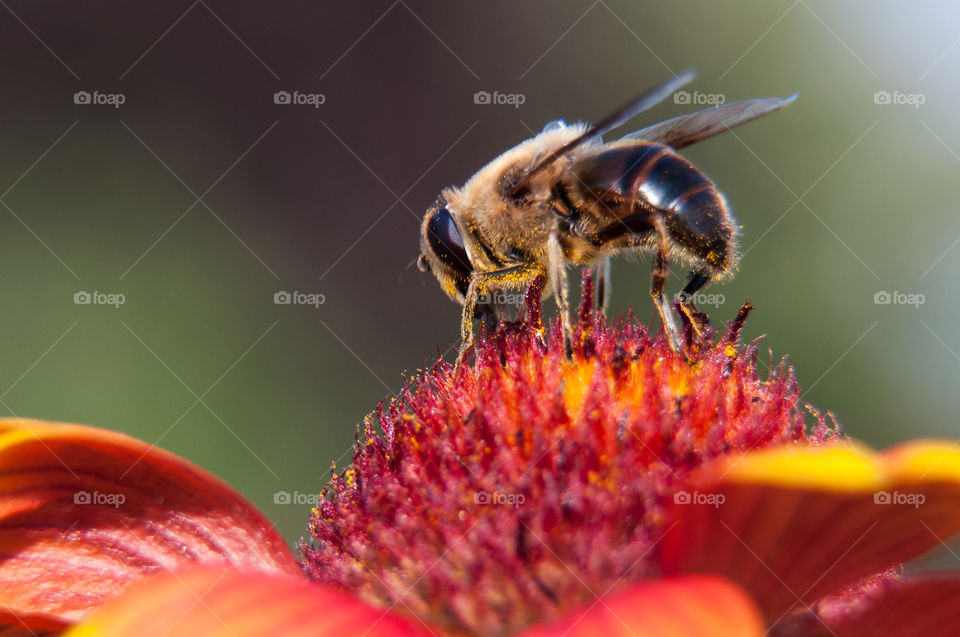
[660,440,960,621]
[64,567,432,637]
[516,575,764,637]
[0,418,301,631]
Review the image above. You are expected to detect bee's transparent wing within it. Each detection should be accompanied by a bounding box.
[620,95,797,149]
[508,69,696,197]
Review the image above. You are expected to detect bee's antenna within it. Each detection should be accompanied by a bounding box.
[398,255,421,284]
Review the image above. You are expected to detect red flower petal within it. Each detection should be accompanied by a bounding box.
[0,419,301,631]
[659,440,960,622]
[819,573,960,637]
[64,567,432,637]
[516,574,764,637]
[772,572,960,636]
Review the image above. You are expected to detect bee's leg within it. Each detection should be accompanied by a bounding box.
[547,229,573,356]
[677,268,712,338]
[595,255,612,314]
[478,302,498,331]
[651,219,681,351]
[456,264,545,366]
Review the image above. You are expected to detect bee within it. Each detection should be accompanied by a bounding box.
[417,70,796,362]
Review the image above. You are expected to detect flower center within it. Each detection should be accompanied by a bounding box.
[303,275,828,636]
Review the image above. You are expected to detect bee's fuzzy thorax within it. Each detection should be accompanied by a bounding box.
[441,124,589,265]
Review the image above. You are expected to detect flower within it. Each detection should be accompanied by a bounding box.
[302,276,831,635]
[1,275,960,636]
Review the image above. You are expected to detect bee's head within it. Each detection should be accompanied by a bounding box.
[418,197,473,304]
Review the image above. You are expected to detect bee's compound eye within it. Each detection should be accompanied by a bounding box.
[427,208,472,278]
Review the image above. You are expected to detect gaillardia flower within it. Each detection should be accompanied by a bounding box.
[3,277,960,636]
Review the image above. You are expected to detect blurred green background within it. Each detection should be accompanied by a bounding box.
[0,1,957,546]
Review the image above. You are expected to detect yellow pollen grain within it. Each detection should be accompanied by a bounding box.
[588,466,618,490]
[345,469,357,488]
[667,366,692,397]
[724,344,737,358]
[610,362,645,408]
[561,360,595,421]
